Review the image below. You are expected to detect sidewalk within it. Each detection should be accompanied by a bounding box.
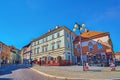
[0,64,11,71]
[31,65,120,80]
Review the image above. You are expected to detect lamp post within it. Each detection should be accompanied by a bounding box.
[73,23,86,71]
[0,48,2,68]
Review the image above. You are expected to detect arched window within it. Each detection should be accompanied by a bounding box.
[97,39,103,50]
[88,42,93,51]
[98,43,102,50]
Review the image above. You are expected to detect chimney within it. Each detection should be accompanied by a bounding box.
[48,29,51,32]
[85,28,89,32]
[56,25,59,29]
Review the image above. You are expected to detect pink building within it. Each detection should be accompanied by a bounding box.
[74,30,114,66]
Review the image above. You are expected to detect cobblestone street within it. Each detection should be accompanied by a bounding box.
[32,65,120,80]
[0,64,56,80]
[0,64,120,80]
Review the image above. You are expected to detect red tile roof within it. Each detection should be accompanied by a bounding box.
[115,52,120,55]
[74,31,109,42]
[81,31,104,38]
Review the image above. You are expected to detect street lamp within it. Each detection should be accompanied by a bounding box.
[73,23,86,71]
[0,47,2,68]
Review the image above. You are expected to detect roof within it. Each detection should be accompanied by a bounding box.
[81,31,105,38]
[115,52,120,55]
[9,46,20,51]
[0,41,8,46]
[22,43,31,49]
[74,31,109,42]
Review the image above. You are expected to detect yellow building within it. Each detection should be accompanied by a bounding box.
[9,46,21,64]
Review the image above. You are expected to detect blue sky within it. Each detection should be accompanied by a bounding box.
[0,0,120,53]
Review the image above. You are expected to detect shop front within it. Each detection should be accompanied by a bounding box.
[86,52,108,66]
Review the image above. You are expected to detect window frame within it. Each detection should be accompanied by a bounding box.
[97,43,103,50]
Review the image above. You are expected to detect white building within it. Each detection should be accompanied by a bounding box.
[31,26,76,65]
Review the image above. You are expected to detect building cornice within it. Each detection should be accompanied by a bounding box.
[31,26,76,42]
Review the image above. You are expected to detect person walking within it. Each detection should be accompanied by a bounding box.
[30,60,33,66]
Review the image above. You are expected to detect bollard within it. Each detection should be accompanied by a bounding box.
[84,62,89,71]
[110,62,116,71]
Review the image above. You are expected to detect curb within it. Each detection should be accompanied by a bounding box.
[31,68,67,79]
[31,68,86,80]
[30,68,120,80]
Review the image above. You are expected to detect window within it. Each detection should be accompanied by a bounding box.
[46,37,47,41]
[67,32,69,37]
[3,48,7,53]
[0,46,2,53]
[32,50,34,54]
[52,34,54,39]
[68,55,70,61]
[37,41,39,45]
[68,43,70,48]
[72,36,74,40]
[89,45,93,51]
[75,44,78,48]
[88,42,93,51]
[44,38,47,42]
[52,43,55,50]
[57,43,60,48]
[37,47,40,53]
[34,48,36,54]
[78,48,80,53]
[57,41,61,48]
[57,32,60,37]
[45,46,48,52]
[42,46,44,52]
[42,39,44,43]
[98,43,102,50]
[32,43,34,46]
[39,40,41,44]
[52,45,54,50]
[34,42,36,46]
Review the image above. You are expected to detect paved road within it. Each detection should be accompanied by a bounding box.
[0,64,56,80]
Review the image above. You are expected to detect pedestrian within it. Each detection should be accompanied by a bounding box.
[109,58,113,66]
[30,61,33,66]
[83,61,86,69]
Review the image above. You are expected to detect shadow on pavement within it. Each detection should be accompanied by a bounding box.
[0,78,13,80]
[0,64,32,76]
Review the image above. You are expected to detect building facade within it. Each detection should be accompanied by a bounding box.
[115,52,120,61]
[31,26,76,66]
[20,48,24,64]
[0,41,11,64]
[74,31,114,66]
[9,46,21,64]
[22,43,32,64]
